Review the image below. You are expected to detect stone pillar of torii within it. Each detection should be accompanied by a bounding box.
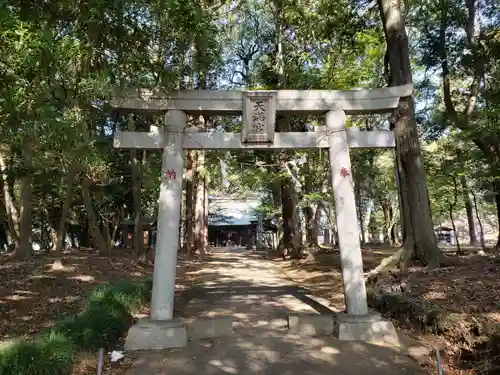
[112,85,412,349]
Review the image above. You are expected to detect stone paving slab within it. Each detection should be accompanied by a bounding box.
[127,330,424,375]
[186,317,234,339]
[288,314,335,336]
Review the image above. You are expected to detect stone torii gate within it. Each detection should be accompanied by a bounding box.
[112,84,412,350]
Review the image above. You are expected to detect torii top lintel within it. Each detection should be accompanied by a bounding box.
[110,84,412,115]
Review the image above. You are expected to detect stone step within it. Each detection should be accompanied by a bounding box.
[288,314,335,336]
[186,317,234,339]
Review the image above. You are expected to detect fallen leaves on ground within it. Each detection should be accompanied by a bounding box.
[0,250,154,341]
[0,249,200,375]
[71,351,139,375]
[274,246,500,375]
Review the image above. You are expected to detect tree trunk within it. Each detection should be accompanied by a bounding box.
[390,223,398,245]
[80,221,91,248]
[270,181,283,251]
[40,209,52,252]
[305,205,318,247]
[17,140,34,258]
[377,0,441,269]
[450,175,461,255]
[0,205,10,251]
[130,147,144,259]
[281,179,300,257]
[355,184,366,245]
[103,221,112,255]
[271,1,301,258]
[471,190,486,254]
[193,31,209,256]
[7,156,19,212]
[275,131,300,256]
[438,0,497,247]
[362,199,374,244]
[203,177,208,253]
[299,210,306,247]
[55,164,76,257]
[108,210,123,255]
[381,201,396,246]
[449,205,461,255]
[494,183,500,249]
[323,202,338,246]
[0,151,20,246]
[41,207,56,252]
[194,151,206,258]
[82,178,109,254]
[112,224,120,252]
[303,171,317,247]
[460,175,478,245]
[184,151,196,257]
[313,204,321,244]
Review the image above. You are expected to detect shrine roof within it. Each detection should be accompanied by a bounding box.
[208,198,261,226]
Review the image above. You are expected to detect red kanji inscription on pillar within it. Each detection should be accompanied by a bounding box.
[164,169,176,180]
[340,167,350,178]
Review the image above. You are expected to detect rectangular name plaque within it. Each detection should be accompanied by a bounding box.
[242,91,277,143]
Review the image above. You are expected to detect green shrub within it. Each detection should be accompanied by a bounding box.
[89,279,151,312]
[367,287,446,332]
[0,334,75,375]
[50,297,130,350]
[51,280,150,350]
[0,279,151,375]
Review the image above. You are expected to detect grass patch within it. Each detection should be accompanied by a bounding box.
[0,279,151,375]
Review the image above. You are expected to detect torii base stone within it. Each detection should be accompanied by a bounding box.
[124,318,188,351]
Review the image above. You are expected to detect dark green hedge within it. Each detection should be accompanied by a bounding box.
[0,279,151,375]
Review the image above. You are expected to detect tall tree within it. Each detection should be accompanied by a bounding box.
[376,0,442,269]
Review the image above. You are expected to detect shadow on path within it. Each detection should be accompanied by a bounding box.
[129,247,425,375]
[175,247,338,325]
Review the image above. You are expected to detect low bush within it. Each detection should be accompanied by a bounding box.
[0,279,151,375]
[367,287,446,332]
[0,334,75,375]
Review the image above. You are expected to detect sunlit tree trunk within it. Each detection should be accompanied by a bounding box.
[184,151,196,256]
[272,1,301,258]
[194,152,206,258]
[471,190,486,254]
[305,205,318,247]
[460,175,478,245]
[450,176,461,255]
[281,179,300,255]
[376,0,441,269]
[203,177,208,252]
[270,181,283,251]
[438,0,497,246]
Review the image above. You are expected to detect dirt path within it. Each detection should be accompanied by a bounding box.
[128,247,425,375]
